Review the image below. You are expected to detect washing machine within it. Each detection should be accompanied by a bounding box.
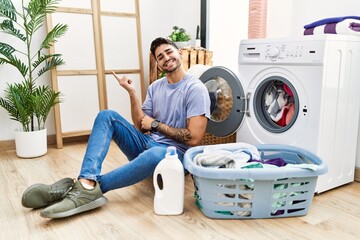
[189,35,360,193]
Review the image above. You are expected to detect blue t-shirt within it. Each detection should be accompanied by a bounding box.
[142,73,210,154]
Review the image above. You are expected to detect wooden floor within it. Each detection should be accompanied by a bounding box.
[1,141,360,240]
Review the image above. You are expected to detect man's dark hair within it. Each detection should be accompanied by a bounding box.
[150,37,178,57]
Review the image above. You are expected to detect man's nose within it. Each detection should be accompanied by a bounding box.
[163,53,171,60]
[163,56,169,62]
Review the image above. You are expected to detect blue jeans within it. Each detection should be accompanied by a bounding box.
[78,110,183,193]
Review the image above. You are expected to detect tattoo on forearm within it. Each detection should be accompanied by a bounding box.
[175,129,192,142]
[158,123,192,143]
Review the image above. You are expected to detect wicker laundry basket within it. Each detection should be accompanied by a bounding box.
[200,132,236,145]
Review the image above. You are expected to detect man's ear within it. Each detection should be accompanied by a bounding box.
[179,49,183,59]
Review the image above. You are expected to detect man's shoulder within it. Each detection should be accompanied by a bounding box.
[149,77,166,88]
[185,74,208,90]
[184,74,203,86]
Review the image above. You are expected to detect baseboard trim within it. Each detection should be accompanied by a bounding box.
[0,139,15,151]
[355,167,360,182]
[0,135,56,151]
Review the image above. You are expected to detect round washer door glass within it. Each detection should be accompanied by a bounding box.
[200,66,246,137]
[205,77,233,122]
[253,76,299,133]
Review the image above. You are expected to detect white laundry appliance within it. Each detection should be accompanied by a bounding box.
[189,35,360,193]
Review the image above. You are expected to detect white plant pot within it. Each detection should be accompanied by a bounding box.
[175,41,189,49]
[15,128,47,158]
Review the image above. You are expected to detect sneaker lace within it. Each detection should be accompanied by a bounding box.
[66,189,80,199]
[50,188,69,201]
[50,178,75,200]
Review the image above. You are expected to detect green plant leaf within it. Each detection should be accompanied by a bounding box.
[0,82,34,131]
[0,0,67,131]
[0,42,16,56]
[41,23,68,49]
[0,0,17,21]
[37,55,64,77]
[28,0,61,16]
[0,55,28,77]
[0,19,27,41]
[32,53,60,70]
[26,15,45,36]
[26,0,62,37]
[169,25,191,42]
[32,85,61,128]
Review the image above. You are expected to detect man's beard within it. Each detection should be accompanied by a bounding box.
[163,58,181,74]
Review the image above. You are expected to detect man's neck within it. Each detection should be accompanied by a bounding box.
[166,67,186,84]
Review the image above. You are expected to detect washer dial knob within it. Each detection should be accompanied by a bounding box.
[267,47,280,58]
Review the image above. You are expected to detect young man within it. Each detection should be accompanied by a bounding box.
[21,37,211,218]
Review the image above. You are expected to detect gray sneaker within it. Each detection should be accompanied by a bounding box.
[40,181,108,218]
[22,177,74,209]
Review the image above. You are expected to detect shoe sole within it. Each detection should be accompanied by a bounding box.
[40,196,108,218]
[22,178,74,208]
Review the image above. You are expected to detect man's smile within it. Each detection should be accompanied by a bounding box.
[164,58,176,67]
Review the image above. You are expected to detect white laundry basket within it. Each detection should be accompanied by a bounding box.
[184,143,328,219]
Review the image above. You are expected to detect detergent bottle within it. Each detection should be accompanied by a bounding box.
[153,146,184,215]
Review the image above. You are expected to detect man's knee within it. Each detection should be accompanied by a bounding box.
[145,147,168,166]
[97,109,117,118]
[95,110,124,123]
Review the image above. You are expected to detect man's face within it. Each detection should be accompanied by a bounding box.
[154,44,182,74]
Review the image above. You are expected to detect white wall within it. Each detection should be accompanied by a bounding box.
[267,0,360,38]
[0,0,200,141]
[207,0,249,73]
[140,0,201,89]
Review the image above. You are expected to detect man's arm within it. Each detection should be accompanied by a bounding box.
[112,72,145,130]
[159,115,208,146]
[128,91,145,130]
[142,115,208,146]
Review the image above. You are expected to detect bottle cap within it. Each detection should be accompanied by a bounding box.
[166,146,177,156]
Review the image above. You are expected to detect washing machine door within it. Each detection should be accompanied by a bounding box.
[199,66,246,137]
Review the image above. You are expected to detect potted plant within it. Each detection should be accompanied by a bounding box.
[0,0,68,158]
[168,26,191,48]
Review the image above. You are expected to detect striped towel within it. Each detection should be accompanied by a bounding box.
[304,16,360,36]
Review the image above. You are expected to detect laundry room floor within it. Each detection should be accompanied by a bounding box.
[1,141,360,240]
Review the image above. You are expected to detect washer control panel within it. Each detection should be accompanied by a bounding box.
[239,38,326,64]
[265,44,305,61]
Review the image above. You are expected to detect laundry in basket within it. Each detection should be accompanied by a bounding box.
[184,143,328,219]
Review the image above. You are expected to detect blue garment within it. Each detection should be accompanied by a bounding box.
[79,74,210,193]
